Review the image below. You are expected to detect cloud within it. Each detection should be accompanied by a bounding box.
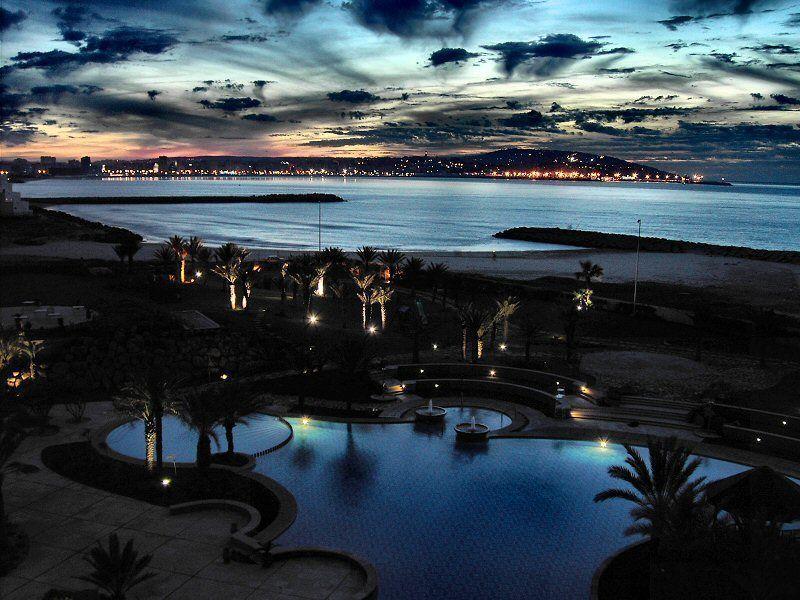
[0,124,42,146]
[261,0,322,17]
[147,89,162,101]
[29,84,102,103]
[327,89,381,103]
[771,93,800,105]
[599,67,636,74]
[668,0,778,16]
[11,26,178,73]
[429,48,479,67]
[51,4,89,42]
[192,86,209,92]
[497,109,557,129]
[482,34,614,76]
[0,8,26,32]
[751,92,764,99]
[575,120,660,136]
[343,0,502,37]
[658,15,694,30]
[745,44,798,55]
[199,97,262,111]
[241,113,278,122]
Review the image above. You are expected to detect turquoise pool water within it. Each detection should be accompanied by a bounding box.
[106,407,749,598]
[106,413,291,461]
[255,408,747,599]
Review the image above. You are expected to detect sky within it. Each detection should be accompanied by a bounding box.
[1,0,799,182]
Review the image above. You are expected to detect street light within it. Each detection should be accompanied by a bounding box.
[307,314,319,325]
[367,324,377,335]
[633,218,641,315]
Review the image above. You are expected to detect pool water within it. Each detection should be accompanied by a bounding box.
[106,407,749,598]
[256,409,747,599]
[106,413,291,462]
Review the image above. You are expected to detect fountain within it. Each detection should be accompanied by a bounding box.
[454,414,490,442]
[414,399,447,423]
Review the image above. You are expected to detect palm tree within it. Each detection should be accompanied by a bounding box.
[212,243,251,310]
[287,254,327,316]
[355,245,378,273]
[215,384,263,457]
[561,303,579,362]
[17,336,44,381]
[178,390,222,469]
[168,235,188,283]
[336,336,374,412]
[328,279,349,328]
[352,272,377,330]
[425,262,449,304]
[457,303,496,362]
[575,260,603,289]
[120,237,142,272]
[77,533,155,600]
[518,311,542,363]
[186,236,205,281]
[379,249,406,284]
[594,437,706,540]
[573,288,593,311]
[495,295,520,348]
[0,415,24,552]
[401,257,425,299]
[114,375,178,473]
[373,285,394,330]
[153,244,176,275]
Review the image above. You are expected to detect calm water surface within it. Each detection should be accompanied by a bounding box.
[107,407,749,599]
[17,177,800,251]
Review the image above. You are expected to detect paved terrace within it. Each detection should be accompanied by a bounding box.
[1,402,370,600]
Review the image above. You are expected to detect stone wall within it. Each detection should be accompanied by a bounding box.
[44,326,270,393]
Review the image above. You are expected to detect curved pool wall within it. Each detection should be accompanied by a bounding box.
[256,409,748,600]
[106,413,292,462]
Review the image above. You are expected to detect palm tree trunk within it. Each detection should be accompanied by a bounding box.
[381,303,387,330]
[431,285,437,304]
[361,303,367,330]
[155,410,163,474]
[462,327,467,361]
[180,258,186,283]
[229,283,237,311]
[225,422,234,455]
[145,421,156,473]
[197,434,211,469]
[503,319,510,343]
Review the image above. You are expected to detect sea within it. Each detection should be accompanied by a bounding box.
[15,177,800,252]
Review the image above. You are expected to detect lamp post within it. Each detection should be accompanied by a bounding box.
[632,218,641,315]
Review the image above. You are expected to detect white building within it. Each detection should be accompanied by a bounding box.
[0,175,32,217]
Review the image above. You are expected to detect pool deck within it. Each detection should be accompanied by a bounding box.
[1,402,372,600]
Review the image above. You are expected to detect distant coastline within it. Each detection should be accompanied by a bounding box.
[27,193,345,205]
[494,227,800,264]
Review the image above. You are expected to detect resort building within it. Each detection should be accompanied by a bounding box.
[0,175,31,217]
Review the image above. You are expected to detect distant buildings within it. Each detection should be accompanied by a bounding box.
[80,156,92,172]
[1,175,32,217]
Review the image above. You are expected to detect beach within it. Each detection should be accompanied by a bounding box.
[4,239,799,311]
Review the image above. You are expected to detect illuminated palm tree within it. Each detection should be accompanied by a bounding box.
[373,285,394,330]
[212,243,251,310]
[114,374,178,473]
[287,254,327,316]
[457,303,496,361]
[495,295,520,347]
[352,272,377,330]
[168,235,189,283]
[379,249,406,284]
[573,288,593,311]
[575,260,603,289]
[186,236,205,281]
[17,337,44,381]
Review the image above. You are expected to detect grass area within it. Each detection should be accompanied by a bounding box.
[41,442,279,530]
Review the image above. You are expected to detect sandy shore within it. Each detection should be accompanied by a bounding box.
[3,240,799,309]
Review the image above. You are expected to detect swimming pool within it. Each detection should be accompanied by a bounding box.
[106,406,749,599]
[106,413,292,462]
[255,408,747,599]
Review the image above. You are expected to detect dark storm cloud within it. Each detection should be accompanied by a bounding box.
[342,0,503,37]
[29,84,103,103]
[700,55,800,85]
[787,13,800,26]
[0,7,27,31]
[482,35,626,76]
[599,67,636,74]
[575,120,661,136]
[52,4,89,42]
[672,120,800,146]
[199,97,262,111]
[261,0,322,17]
[497,109,557,129]
[771,93,800,104]
[0,124,42,146]
[570,106,693,123]
[751,92,764,99]
[327,89,381,103]
[745,44,798,55]
[669,0,779,16]
[429,48,479,67]
[11,27,178,73]
[147,89,162,100]
[241,113,279,122]
[305,121,498,148]
[0,86,28,120]
[192,86,209,92]
[658,15,694,30]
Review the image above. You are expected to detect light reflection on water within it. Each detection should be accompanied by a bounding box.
[257,411,747,600]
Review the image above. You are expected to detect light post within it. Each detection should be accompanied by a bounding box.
[632,218,641,315]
